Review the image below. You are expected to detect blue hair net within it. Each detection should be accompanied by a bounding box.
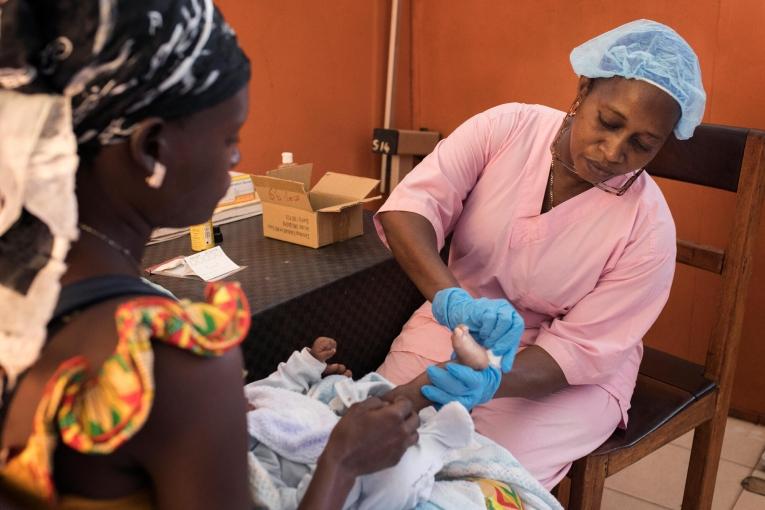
[570,19,706,140]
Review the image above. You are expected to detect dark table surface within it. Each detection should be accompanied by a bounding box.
[142,212,394,313]
[142,212,425,380]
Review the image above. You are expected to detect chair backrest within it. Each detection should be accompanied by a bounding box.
[645,125,765,396]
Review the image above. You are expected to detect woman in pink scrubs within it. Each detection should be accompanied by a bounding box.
[376,19,706,489]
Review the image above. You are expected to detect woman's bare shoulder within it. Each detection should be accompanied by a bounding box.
[122,341,252,508]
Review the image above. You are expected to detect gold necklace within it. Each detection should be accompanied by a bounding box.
[546,110,577,212]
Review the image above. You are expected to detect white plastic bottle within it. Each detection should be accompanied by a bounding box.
[279,152,296,168]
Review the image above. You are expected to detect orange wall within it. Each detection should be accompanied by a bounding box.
[216,0,392,182]
[219,0,765,420]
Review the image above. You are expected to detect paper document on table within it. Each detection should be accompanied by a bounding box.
[149,256,195,278]
[184,246,243,281]
[147,246,245,282]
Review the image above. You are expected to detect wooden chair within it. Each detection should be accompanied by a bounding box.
[567,124,765,509]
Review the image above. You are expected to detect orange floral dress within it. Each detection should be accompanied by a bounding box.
[0,282,250,507]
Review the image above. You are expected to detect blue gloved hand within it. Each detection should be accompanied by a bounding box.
[432,287,525,372]
[421,363,502,411]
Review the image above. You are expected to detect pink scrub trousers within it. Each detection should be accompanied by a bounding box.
[378,349,622,490]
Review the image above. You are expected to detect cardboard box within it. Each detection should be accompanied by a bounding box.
[251,163,380,248]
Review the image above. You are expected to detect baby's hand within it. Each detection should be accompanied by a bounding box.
[310,336,337,362]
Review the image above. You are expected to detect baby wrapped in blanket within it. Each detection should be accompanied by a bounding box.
[245,330,562,510]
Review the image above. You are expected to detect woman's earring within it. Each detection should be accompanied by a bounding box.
[230,147,241,167]
[146,161,166,189]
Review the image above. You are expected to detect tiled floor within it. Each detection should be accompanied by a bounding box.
[600,417,765,509]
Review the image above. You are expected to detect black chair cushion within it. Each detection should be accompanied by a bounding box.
[591,347,717,455]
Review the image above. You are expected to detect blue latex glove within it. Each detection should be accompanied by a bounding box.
[432,287,524,372]
[421,363,502,411]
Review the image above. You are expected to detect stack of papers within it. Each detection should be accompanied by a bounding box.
[146,246,245,282]
[147,172,262,245]
[146,226,192,245]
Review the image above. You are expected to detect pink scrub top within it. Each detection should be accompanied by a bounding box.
[375,103,676,426]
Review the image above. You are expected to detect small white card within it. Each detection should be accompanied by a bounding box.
[148,246,244,282]
[184,246,242,281]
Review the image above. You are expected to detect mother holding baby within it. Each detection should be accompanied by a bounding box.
[376,19,706,490]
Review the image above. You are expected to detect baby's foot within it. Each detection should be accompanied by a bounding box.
[451,325,489,370]
[322,363,353,378]
[310,336,337,362]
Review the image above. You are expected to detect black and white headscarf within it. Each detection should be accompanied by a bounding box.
[2,0,250,148]
[0,0,250,389]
